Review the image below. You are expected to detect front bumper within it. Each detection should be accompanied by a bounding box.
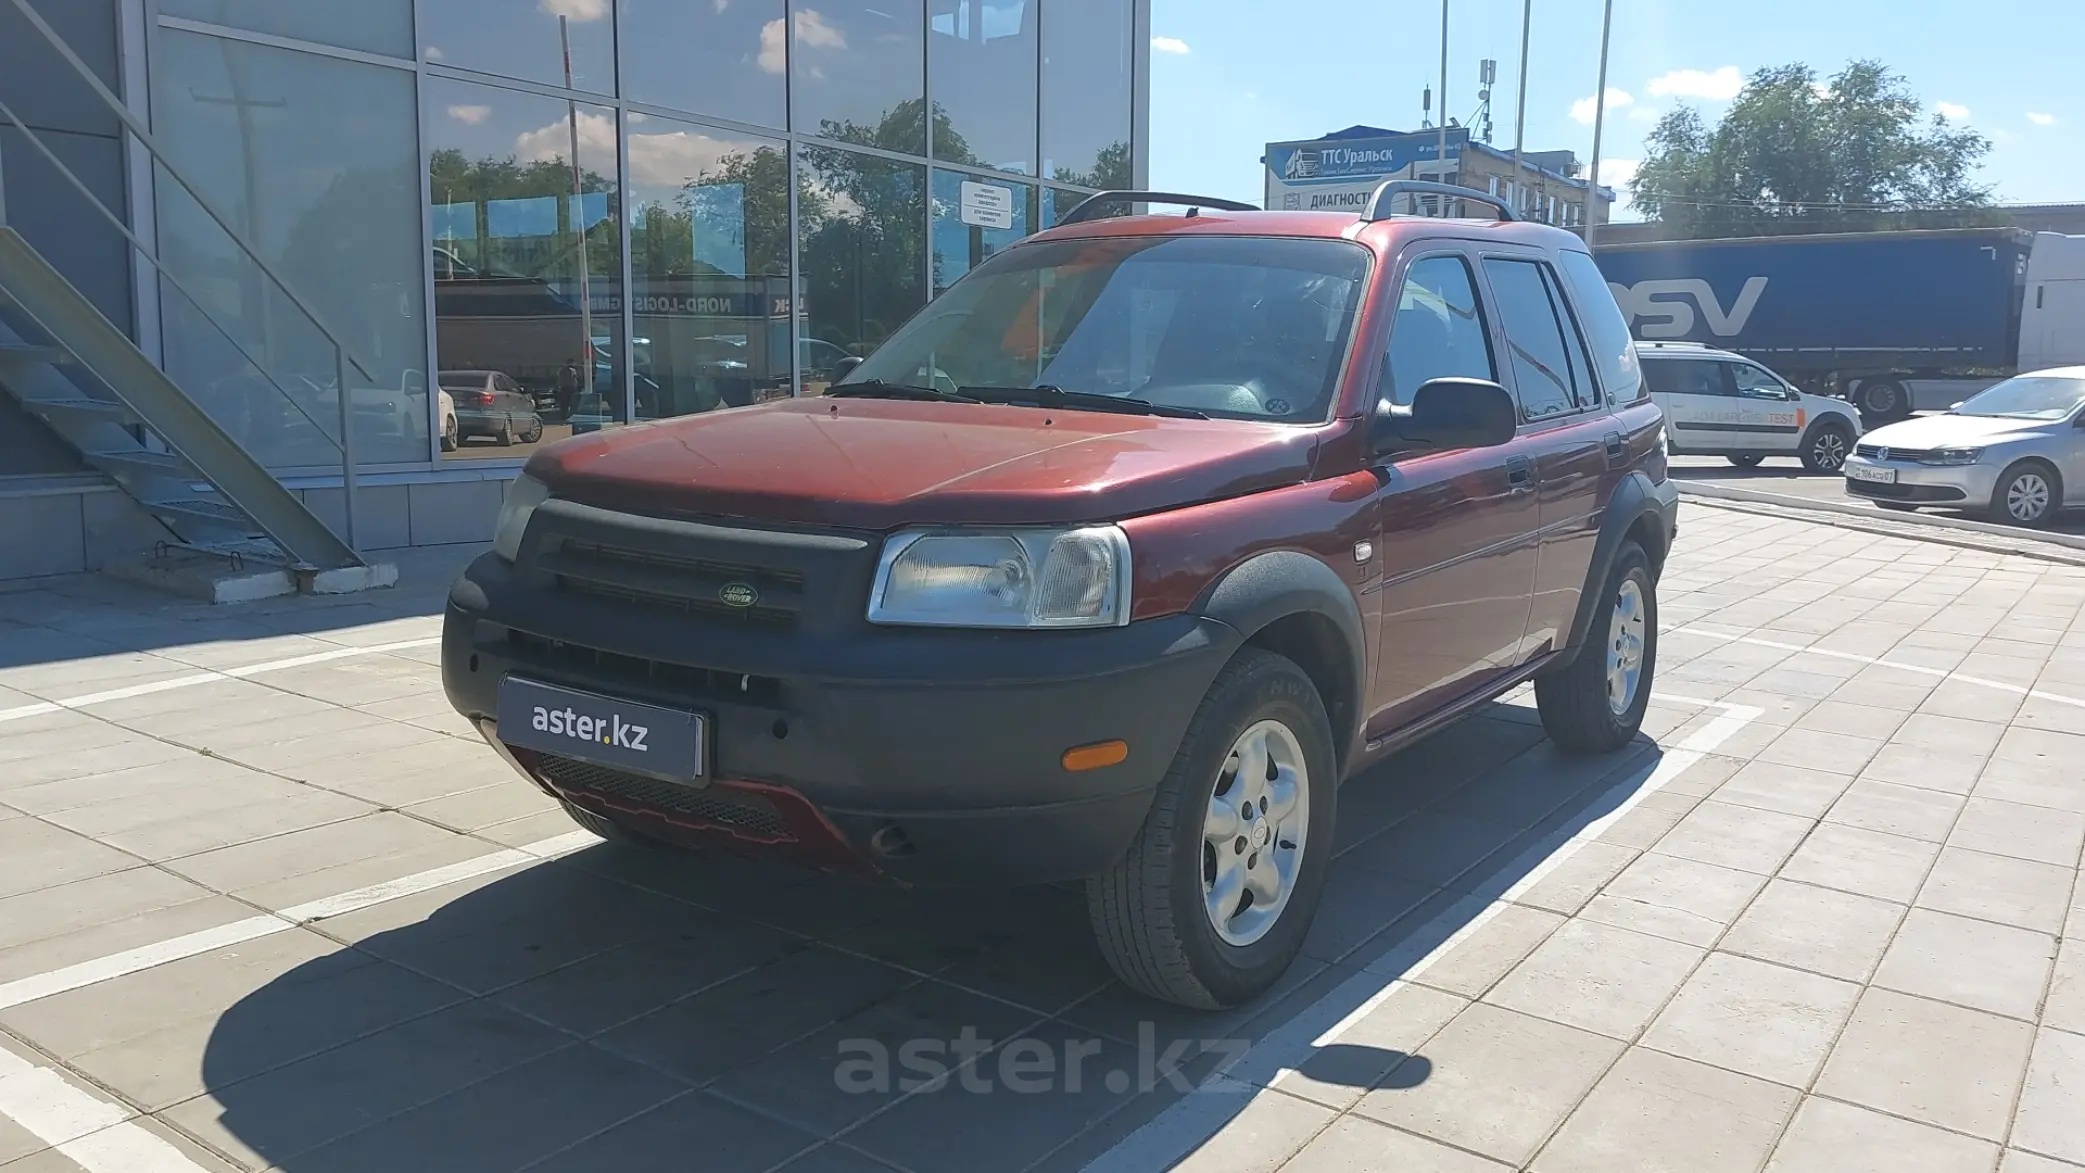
[443,552,1239,886]
[1842,456,1995,506]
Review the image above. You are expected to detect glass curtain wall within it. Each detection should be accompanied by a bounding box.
[152,0,1136,470]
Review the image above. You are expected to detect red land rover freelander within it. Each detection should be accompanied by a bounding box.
[441,183,1678,1010]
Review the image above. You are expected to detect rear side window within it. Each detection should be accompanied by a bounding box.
[1556,250,1645,403]
[1379,255,1496,405]
[1641,358,1730,396]
[1483,258,1592,422]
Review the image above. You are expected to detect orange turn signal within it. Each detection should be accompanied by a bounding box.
[1061,740,1129,772]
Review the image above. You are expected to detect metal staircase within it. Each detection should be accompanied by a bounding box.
[0,0,385,589]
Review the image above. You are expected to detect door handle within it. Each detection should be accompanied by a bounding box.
[1506,456,1535,492]
[1603,431,1626,466]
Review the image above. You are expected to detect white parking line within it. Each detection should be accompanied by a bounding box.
[1679,623,2085,709]
[0,636,442,726]
[0,830,597,1013]
[0,1048,206,1172]
[1080,694,1762,1173]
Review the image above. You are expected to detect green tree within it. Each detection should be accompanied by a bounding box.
[1052,140,1132,191]
[1632,61,1993,238]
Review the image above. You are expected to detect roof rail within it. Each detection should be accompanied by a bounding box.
[1361,180,1518,223]
[1057,191,1260,226]
[1635,340,1711,350]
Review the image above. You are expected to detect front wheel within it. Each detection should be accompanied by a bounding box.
[1990,461,2061,527]
[1086,648,1337,1009]
[1800,420,1854,474]
[1726,455,1764,469]
[1536,540,1657,753]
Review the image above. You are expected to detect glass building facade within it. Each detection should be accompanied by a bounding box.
[145,0,1146,472]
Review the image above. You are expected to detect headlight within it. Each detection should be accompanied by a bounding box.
[491,474,550,561]
[1931,448,1985,465]
[868,526,1132,629]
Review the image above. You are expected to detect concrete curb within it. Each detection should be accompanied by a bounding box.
[1675,482,2085,567]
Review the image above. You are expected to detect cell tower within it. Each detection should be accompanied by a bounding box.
[1473,58,1497,143]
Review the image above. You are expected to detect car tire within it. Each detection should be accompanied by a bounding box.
[520,417,545,444]
[1535,540,1657,754]
[1725,455,1764,469]
[1086,647,1337,1010]
[495,420,514,447]
[1800,419,1855,474]
[439,417,458,452]
[1989,460,2061,528]
[1855,378,1910,424]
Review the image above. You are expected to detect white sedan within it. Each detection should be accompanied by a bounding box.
[1842,367,2085,526]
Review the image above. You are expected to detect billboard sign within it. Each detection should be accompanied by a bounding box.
[1263,130,1469,214]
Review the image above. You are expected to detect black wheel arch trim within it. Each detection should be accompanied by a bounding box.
[1557,471,1674,667]
[1191,549,1368,767]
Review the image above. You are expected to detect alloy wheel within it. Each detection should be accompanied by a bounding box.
[1201,719,1310,947]
[1607,579,1648,715]
[2008,472,2052,523]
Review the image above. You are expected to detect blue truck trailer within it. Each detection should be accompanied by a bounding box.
[1593,228,2085,422]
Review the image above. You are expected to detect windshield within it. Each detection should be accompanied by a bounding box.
[843,235,1371,422]
[1954,375,2085,420]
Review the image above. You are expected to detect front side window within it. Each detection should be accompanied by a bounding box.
[1730,363,1791,398]
[1483,258,1591,421]
[846,235,1371,422]
[1954,375,2085,420]
[1380,255,1496,406]
[1556,250,1643,402]
[1640,358,1731,397]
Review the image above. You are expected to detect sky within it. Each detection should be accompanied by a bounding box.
[1146,0,2085,221]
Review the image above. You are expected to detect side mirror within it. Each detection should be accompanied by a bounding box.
[831,355,864,383]
[1373,377,1519,456]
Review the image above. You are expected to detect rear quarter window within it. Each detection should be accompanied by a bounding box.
[1556,250,1645,403]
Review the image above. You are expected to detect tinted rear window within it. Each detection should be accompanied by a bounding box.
[1556,250,1644,403]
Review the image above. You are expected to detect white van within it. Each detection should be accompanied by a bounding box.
[1637,342,1864,473]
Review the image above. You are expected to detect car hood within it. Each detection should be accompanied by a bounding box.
[524,397,1327,530]
[1859,414,2056,449]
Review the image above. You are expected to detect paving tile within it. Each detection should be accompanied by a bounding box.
[1814,987,2036,1140]
[840,1018,1155,1173]
[1642,952,1860,1087]
[1580,852,1764,947]
[1948,797,2085,867]
[1999,1150,2085,1173]
[1919,678,2027,723]
[1404,902,1566,999]
[1793,700,1909,741]
[1138,1088,1338,1173]
[1511,842,1640,918]
[1764,1093,1998,1173]
[1532,1047,1798,1173]
[1484,919,1703,1040]
[524,1092,830,1173]
[1715,762,1855,821]
[161,998,575,1168]
[1653,800,1813,876]
[1826,780,1968,843]
[262,1043,688,1173]
[2012,1027,2085,1165]
[1721,879,1905,983]
[1277,981,1467,1110]
[1300,860,1436,964]
[1343,811,1524,890]
[1757,727,1884,773]
[2048,938,2085,1036]
[1283,1113,1511,1172]
[1874,908,2057,1021]
[1351,1001,1625,1166]
[1895,713,2012,757]
[770,1143,903,1172]
[1919,847,2073,934]
[1780,825,1940,907]
[0,817,142,901]
[1593,792,1700,850]
[0,736,197,792]
[0,864,217,958]
[1859,744,1992,796]
[0,889,255,989]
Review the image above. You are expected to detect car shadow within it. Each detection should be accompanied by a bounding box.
[189,698,1682,1172]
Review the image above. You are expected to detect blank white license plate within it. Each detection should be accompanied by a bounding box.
[1846,464,1898,484]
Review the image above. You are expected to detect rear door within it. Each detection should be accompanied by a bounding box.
[1364,250,1540,738]
[1643,356,1741,452]
[1724,360,1806,453]
[1476,252,1610,661]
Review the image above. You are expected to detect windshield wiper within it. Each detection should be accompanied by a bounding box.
[957,384,1210,420]
[827,380,980,404]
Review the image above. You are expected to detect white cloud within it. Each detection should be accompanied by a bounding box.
[713,0,729,9]
[447,104,491,125]
[1811,82,1833,99]
[762,9,846,75]
[513,111,739,189]
[2029,111,2058,126]
[516,110,617,168]
[1570,88,1634,125]
[424,45,445,60]
[1936,101,1971,121]
[1593,158,1643,219]
[538,0,608,20]
[1151,35,1191,55]
[1646,66,1743,101]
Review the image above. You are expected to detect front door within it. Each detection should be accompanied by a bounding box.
[1365,252,1540,740]
[1726,361,1806,454]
